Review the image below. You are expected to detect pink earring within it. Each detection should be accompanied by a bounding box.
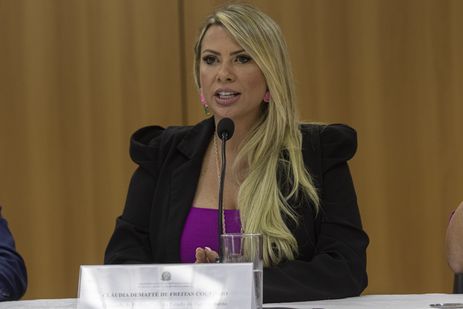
[199,90,210,116]
[200,93,207,105]
[263,91,271,103]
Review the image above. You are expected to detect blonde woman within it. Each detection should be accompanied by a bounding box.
[105,4,368,303]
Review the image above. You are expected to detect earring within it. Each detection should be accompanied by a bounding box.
[200,92,210,116]
[203,105,210,116]
[263,91,271,103]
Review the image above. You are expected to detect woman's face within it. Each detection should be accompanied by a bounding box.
[199,25,267,128]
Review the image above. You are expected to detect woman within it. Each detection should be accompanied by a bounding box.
[105,4,368,303]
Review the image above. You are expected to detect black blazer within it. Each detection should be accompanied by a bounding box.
[105,117,369,303]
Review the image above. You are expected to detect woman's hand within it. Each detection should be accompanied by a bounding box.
[195,247,219,263]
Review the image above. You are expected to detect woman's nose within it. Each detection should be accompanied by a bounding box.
[217,63,235,82]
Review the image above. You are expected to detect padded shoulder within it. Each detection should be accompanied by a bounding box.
[320,124,357,167]
[129,126,165,170]
[129,124,197,172]
[301,123,357,173]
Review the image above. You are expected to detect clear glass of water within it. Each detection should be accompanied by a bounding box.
[220,233,263,309]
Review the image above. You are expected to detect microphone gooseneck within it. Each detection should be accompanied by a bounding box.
[216,118,235,260]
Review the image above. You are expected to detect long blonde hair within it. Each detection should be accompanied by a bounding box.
[194,4,320,266]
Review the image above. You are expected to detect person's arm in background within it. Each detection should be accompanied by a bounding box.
[447,201,463,273]
[0,206,27,301]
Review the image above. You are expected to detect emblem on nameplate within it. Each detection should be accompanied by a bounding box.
[161,271,171,281]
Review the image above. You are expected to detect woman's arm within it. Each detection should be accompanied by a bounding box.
[104,167,157,264]
[263,124,368,303]
[105,126,166,264]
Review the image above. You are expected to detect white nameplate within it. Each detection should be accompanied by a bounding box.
[77,263,253,309]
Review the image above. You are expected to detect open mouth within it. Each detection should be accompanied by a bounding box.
[215,91,241,100]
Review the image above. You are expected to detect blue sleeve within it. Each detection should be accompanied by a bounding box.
[0,217,27,301]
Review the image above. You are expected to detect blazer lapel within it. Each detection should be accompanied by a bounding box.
[164,118,215,261]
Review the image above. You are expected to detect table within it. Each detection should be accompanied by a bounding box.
[267,294,463,308]
[0,294,462,308]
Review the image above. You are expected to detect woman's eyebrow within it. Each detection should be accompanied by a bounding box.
[202,49,246,56]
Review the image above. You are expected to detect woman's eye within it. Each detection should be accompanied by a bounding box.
[236,55,252,64]
[202,55,217,65]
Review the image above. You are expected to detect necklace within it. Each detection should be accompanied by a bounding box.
[213,135,226,234]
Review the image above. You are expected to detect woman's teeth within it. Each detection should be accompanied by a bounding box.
[217,91,238,99]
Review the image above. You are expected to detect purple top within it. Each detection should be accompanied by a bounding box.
[180,207,241,263]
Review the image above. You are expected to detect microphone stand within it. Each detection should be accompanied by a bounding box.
[217,131,228,261]
[216,117,234,262]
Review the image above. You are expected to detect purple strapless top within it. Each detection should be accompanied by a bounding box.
[180,206,241,263]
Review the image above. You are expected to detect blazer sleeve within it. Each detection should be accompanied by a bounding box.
[263,124,369,303]
[104,126,165,264]
[0,214,27,301]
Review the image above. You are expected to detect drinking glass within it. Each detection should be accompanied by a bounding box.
[220,233,263,309]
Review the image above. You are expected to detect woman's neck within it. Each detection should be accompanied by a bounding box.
[213,115,256,154]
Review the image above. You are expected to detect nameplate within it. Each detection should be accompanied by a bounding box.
[77,263,253,309]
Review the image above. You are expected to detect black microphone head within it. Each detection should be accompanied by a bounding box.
[216,118,235,141]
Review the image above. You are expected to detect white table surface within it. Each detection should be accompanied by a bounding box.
[0,294,462,308]
[264,294,463,308]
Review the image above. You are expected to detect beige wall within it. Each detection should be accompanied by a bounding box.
[0,0,462,299]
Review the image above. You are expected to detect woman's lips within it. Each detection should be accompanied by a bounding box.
[214,91,241,105]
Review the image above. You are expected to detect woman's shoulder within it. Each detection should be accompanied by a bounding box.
[300,123,357,169]
[129,118,214,167]
[301,123,356,140]
[129,124,193,167]
[131,124,192,147]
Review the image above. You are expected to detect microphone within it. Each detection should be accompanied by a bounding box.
[216,118,234,260]
[217,117,234,142]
